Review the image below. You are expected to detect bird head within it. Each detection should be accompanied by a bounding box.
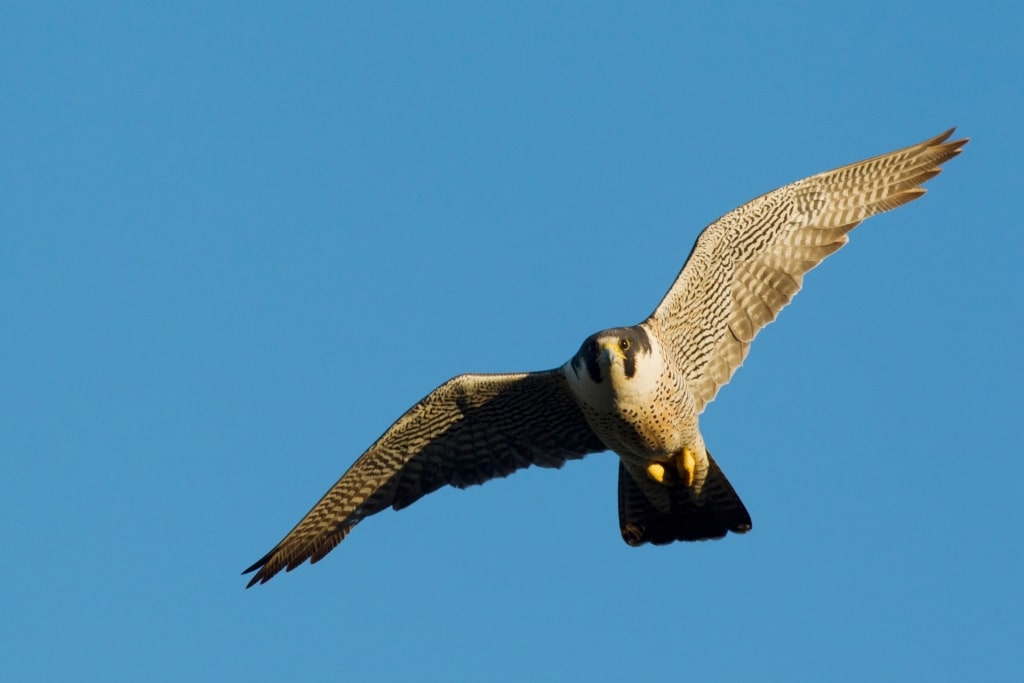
[567,325,656,393]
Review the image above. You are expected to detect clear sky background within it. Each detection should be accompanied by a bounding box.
[3,3,1021,681]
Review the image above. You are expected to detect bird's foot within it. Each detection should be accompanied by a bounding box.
[674,447,697,488]
[646,462,668,484]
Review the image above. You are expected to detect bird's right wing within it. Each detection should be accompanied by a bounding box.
[647,129,967,412]
[244,370,606,586]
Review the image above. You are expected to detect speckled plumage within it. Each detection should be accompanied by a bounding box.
[244,129,966,586]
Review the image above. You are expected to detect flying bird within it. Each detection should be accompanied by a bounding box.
[244,129,966,587]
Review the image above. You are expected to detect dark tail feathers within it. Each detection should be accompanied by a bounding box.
[618,451,751,546]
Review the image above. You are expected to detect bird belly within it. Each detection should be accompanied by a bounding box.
[581,401,685,466]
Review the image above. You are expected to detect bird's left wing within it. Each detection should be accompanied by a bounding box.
[244,370,606,586]
[647,129,967,411]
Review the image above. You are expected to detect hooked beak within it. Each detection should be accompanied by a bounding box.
[600,340,623,365]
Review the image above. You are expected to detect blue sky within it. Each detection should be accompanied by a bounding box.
[3,2,1022,681]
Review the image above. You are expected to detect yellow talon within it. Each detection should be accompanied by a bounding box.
[646,462,667,483]
[677,447,697,487]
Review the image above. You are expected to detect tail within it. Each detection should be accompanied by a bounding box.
[618,451,751,546]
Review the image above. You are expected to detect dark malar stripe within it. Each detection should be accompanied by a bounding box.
[584,353,603,383]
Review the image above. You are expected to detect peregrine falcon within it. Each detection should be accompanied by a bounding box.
[244,129,966,586]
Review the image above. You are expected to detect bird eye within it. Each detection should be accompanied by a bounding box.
[619,338,630,351]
